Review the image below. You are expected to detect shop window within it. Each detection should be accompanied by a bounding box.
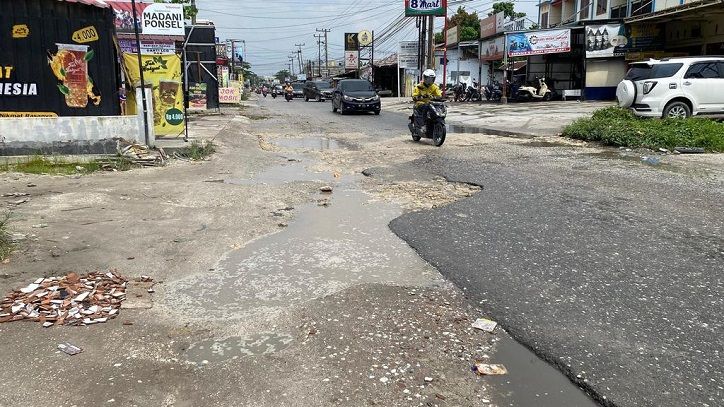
[579,0,591,20]
[684,63,722,79]
[630,0,653,16]
[610,4,627,18]
[541,12,549,28]
[596,0,607,15]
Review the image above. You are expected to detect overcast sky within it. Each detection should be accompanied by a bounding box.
[197,0,540,76]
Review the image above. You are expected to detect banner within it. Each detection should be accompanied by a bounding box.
[345,51,359,70]
[404,0,447,16]
[122,53,184,136]
[118,39,176,55]
[507,29,571,57]
[446,25,459,46]
[107,1,184,37]
[188,83,207,110]
[586,24,627,58]
[480,36,505,61]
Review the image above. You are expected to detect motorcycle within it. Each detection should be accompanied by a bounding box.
[408,98,447,147]
[484,81,503,102]
[271,90,277,99]
[284,88,293,102]
[451,83,466,102]
[262,86,268,98]
[515,77,553,102]
[464,80,482,102]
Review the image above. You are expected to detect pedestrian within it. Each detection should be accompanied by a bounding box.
[118,86,127,115]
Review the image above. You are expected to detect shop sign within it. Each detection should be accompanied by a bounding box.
[398,54,419,69]
[446,25,458,46]
[345,50,359,70]
[480,36,505,61]
[118,39,177,54]
[218,87,240,104]
[507,29,571,57]
[358,30,373,47]
[399,41,419,56]
[404,0,447,17]
[0,64,38,96]
[479,14,497,38]
[503,18,525,32]
[495,12,505,33]
[586,24,627,58]
[122,53,185,135]
[345,33,359,51]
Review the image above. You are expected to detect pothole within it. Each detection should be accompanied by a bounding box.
[184,333,294,363]
[224,161,334,185]
[272,137,341,151]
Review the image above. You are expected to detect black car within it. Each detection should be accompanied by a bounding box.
[303,81,333,102]
[291,82,305,98]
[331,79,381,115]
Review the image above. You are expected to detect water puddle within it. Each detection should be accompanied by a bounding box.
[447,124,491,134]
[586,151,669,167]
[521,141,571,148]
[272,137,340,151]
[164,187,441,319]
[185,333,294,363]
[224,160,334,185]
[489,336,599,406]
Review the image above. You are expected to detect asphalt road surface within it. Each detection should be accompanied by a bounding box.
[268,95,723,406]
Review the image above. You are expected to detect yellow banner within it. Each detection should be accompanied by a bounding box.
[122,53,184,136]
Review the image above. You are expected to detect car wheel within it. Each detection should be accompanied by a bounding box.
[316,95,322,102]
[374,110,380,115]
[340,103,346,115]
[616,80,636,108]
[332,102,337,113]
[304,95,309,102]
[663,101,691,119]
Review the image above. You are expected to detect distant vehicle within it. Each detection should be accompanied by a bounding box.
[271,85,283,98]
[303,81,333,102]
[617,56,724,118]
[331,79,381,115]
[291,82,305,98]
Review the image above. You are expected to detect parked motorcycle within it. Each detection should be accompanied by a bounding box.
[515,77,553,102]
[484,81,503,102]
[464,80,482,102]
[451,83,466,102]
[408,99,447,147]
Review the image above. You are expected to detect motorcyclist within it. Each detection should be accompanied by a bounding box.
[412,69,442,128]
[283,81,294,94]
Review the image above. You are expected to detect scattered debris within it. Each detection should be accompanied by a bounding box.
[10,199,28,205]
[0,271,152,326]
[57,342,83,356]
[471,318,498,333]
[31,224,48,229]
[2,192,30,197]
[641,156,661,165]
[26,183,37,187]
[320,185,333,193]
[278,222,288,228]
[424,377,434,383]
[473,362,508,376]
[116,138,168,166]
[10,233,26,243]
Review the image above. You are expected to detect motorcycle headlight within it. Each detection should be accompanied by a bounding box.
[343,95,353,101]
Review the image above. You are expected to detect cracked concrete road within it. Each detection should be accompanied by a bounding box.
[0,97,601,407]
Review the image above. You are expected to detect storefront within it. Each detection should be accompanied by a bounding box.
[0,0,121,117]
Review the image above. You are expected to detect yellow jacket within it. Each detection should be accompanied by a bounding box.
[412,82,442,107]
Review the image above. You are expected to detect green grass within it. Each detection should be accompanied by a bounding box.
[0,212,12,262]
[0,155,142,175]
[175,141,216,160]
[562,107,724,152]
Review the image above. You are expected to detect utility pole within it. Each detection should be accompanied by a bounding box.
[427,15,434,69]
[288,55,296,75]
[314,34,323,77]
[316,28,331,77]
[294,43,305,77]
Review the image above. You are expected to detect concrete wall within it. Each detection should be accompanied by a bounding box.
[435,48,483,87]
[0,115,142,156]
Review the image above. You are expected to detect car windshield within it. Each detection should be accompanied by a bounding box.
[315,82,332,89]
[292,83,304,90]
[625,63,683,80]
[341,81,374,92]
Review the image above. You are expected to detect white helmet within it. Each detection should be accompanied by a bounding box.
[422,69,436,85]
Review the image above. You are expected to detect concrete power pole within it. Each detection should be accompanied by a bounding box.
[314,34,324,77]
[316,28,331,77]
[294,43,305,77]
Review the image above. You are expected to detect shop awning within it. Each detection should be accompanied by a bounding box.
[625,0,724,23]
[60,0,109,8]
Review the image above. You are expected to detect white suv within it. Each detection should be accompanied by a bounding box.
[616,57,724,118]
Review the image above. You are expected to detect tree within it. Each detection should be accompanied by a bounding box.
[435,7,480,44]
[274,70,291,83]
[489,2,526,20]
[154,0,198,20]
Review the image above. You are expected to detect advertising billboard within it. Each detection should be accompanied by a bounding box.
[507,29,571,57]
[0,1,120,117]
[446,25,459,46]
[480,36,505,61]
[480,14,497,39]
[345,33,359,51]
[106,1,184,37]
[404,0,448,17]
[345,51,359,70]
